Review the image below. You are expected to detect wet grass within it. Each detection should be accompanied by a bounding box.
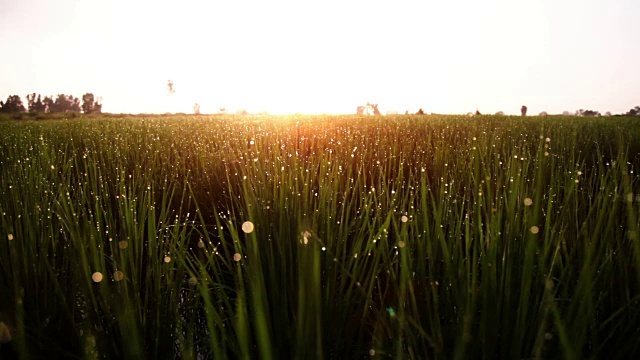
[1,114,640,359]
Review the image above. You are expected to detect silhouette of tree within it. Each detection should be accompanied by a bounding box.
[0,95,26,113]
[26,93,46,112]
[625,106,640,116]
[521,105,528,116]
[51,94,81,113]
[539,111,548,116]
[495,111,505,116]
[416,108,425,115]
[576,109,600,116]
[475,109,482,116]
[82,93,102,114]
[43,96,54,113]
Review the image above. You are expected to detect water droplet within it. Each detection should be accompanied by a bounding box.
[524,198,533,206]
[369,349,376,356]
[242,221,254,233]
[233,253,242,262]
[401,215,408,223]
[118,241,128,249]
[92,272,103,283]
[164,256,171,263]
[530,226,540,234]
[113,271,124,281]
[398,241,406,248]
[7,234,13,241]
[188,277,198,286]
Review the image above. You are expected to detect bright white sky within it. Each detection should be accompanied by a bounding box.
[1,0,638,115]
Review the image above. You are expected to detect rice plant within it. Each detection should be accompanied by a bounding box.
[1,114,639,359]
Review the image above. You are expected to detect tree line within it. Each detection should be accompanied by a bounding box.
[0,93,102,114]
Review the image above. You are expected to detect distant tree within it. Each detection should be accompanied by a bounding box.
[51,94,81,113]
[52,94,71,112]
[219,107,227,114]
[539,111,548,116]
[576,109,600,117]
[82,93,95,113]
[625,106,640,116]
[70,95,81,112]
[521,105,528,116]
[475,109,482,116]
[495,111,505,116]
[0,95,26,113]
[26,93,46,112]
[94,97,102,113]
[82,93,102,114]
[604,111,612,116]
[416,108,425,115]
[562,111,572,116]
[193,103,201,115]
[43,96,54,113]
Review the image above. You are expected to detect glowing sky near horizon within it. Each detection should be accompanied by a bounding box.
[1,0,638,115]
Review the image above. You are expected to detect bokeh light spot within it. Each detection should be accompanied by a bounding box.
[242,221,255,233]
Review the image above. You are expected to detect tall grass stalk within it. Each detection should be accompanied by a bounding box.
[1,115,639,359]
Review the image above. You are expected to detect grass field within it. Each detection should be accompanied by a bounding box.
[1,114,640,359]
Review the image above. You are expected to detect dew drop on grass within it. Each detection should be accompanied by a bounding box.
[524,198,533,206]
[197,240,205,248]
[398,241,406,248]
[301,230,311,245]
[530,226,540,234]
[369,349,375,356]
[401,215,408,223]
[7,234,13,241]
[118,241,128,249]
[113,271,124,281]
[233,253,242,262]
[164,256,171,263]
[242,221,254,233]
[92,272,103,283]
[188,277,198,286]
